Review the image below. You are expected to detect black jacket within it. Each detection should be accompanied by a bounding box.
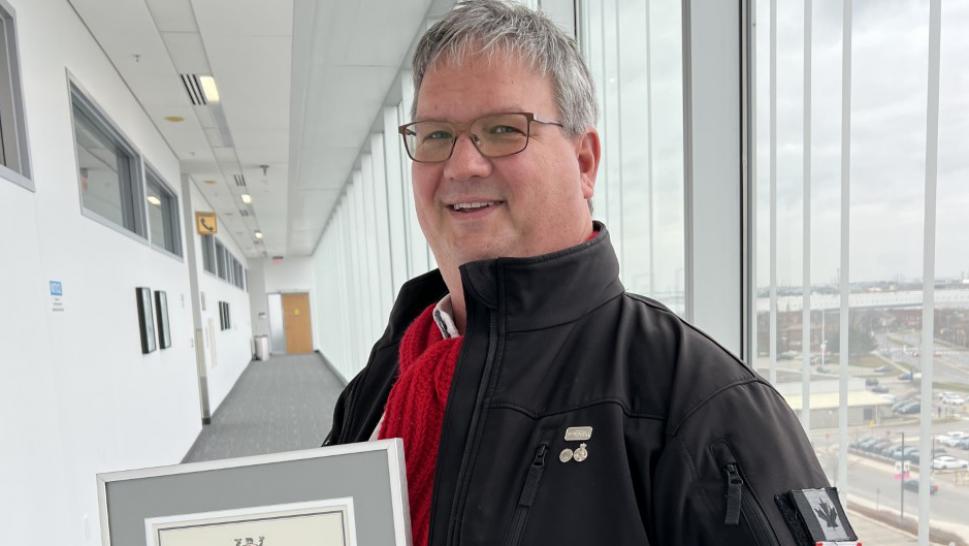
[325,225,836,545]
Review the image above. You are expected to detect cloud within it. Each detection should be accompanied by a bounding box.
[755,0,968,286]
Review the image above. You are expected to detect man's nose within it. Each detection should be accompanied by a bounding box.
[443,133,492,181]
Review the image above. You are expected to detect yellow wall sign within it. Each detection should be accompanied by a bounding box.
[195,212,218,235]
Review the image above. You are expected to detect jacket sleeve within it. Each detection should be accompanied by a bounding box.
[322,377,357,447]
[651,379,839,545]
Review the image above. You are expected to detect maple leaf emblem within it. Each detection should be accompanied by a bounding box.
[814,500,839,528]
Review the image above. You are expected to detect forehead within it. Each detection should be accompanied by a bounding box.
[415,50,556,121]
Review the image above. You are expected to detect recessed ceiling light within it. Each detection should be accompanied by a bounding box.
[255,231,263,239]
[164,115,184,123]
[199,75,220,103]
[241,193,253,204]
[147,195,162,206]
[204,179,217,185]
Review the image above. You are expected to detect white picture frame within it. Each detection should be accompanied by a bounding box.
[97,440,410,546]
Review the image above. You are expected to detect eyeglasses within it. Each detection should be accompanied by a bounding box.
[398,112,564,163]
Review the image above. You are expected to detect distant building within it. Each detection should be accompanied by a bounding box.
[775,380,894,428]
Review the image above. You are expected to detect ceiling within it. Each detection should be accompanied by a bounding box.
[68,0,453,258]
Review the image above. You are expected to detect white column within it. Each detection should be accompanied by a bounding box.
[917,1,942,543]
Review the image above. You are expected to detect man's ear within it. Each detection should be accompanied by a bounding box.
[576,128,601,199]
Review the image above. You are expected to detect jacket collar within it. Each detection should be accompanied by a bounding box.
[390,221,624,336]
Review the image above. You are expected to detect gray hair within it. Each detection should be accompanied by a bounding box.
[411,0,598,135]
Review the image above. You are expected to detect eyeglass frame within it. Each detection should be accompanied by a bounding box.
[397,112,565,163]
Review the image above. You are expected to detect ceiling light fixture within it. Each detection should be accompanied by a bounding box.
[164,115,185,123]
[147,195,162,206]
[241,193,253,204]
[199,75,220,103]
[255,231,263,239]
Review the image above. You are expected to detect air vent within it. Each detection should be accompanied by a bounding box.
[233,174,247,187]
[180,74,207,106]
[239,209,250,217]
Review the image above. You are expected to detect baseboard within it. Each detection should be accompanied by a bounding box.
[314,349,349,387]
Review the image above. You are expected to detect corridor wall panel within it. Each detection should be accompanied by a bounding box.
[0,0,212,542]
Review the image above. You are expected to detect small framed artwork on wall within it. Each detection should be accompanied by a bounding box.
[155,290,171,349]
[136,287,156,354]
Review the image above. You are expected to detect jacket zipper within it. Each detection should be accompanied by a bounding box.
[506,443,550,546]
[443,309,501,545]
[722,463,780,546]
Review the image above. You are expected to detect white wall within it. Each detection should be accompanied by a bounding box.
[0,0,245,543]
[189,182,255,413]
[255,256,320,352]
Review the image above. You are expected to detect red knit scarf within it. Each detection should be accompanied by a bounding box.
[379,304,464,546]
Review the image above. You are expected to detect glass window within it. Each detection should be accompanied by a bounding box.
[753,1,968,539]
[71,85,144,236]
[0,3,30,187]
[580,0,685,314]
[145,170,181,256]
[201,234,216,274]
[215,240,226,280]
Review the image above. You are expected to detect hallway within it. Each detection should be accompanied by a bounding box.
[182,353,345,462]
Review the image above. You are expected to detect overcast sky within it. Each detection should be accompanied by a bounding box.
[754,0,968,287]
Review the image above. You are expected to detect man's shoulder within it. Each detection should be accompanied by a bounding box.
[614,291,770,427]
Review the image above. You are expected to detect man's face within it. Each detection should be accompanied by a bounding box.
[411,50,599,271]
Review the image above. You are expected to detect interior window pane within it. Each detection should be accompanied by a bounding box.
[755,1,969,541]
[146,175,177,253]
[581,0,685,315]
[74,103,131,229]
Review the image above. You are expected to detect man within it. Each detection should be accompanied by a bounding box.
[325,2,855,545]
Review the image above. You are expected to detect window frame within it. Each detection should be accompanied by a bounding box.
[144,163,183,258]
[0,0,32,190]
[200,233,216,274]
[215,239,227,280]
[68,76,147,241]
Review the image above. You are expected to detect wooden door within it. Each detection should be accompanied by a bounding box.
[281,293,313,354]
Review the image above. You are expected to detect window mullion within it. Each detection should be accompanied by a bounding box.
[917,0,942,540]
[768,0,778,385]
[800,0,813,434]
[836,0,853,498]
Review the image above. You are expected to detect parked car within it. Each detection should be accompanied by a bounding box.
[898,370,923,381]
[941,393,967,405]
[870,384,890,394]
[890,446,919,460]
[868,440,894,454]
[892,399,918,412]
[903,479,939,495]
[894,401,921,415]
[909,449,947,465]
[956,437,969,450]
[865,377,880,387]
[932,455,969,470]
[938,432,969,447]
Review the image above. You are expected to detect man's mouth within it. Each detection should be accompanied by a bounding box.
[448,200,504,212]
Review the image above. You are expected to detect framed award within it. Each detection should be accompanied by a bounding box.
[98,440,411,546]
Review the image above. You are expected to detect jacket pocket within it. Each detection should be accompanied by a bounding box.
[506,442,550,546]
[715,444,781,546]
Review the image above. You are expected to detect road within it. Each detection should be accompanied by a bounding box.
[878,331,969,387]
[809,419,969,532]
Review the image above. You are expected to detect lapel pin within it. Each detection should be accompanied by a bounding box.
[573,443,589,463]
[559,448,574,463]
[564,426,593,442]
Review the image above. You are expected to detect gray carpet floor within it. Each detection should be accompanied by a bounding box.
[182,353,346,463]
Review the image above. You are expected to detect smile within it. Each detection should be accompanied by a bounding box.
[448,200,504,212]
